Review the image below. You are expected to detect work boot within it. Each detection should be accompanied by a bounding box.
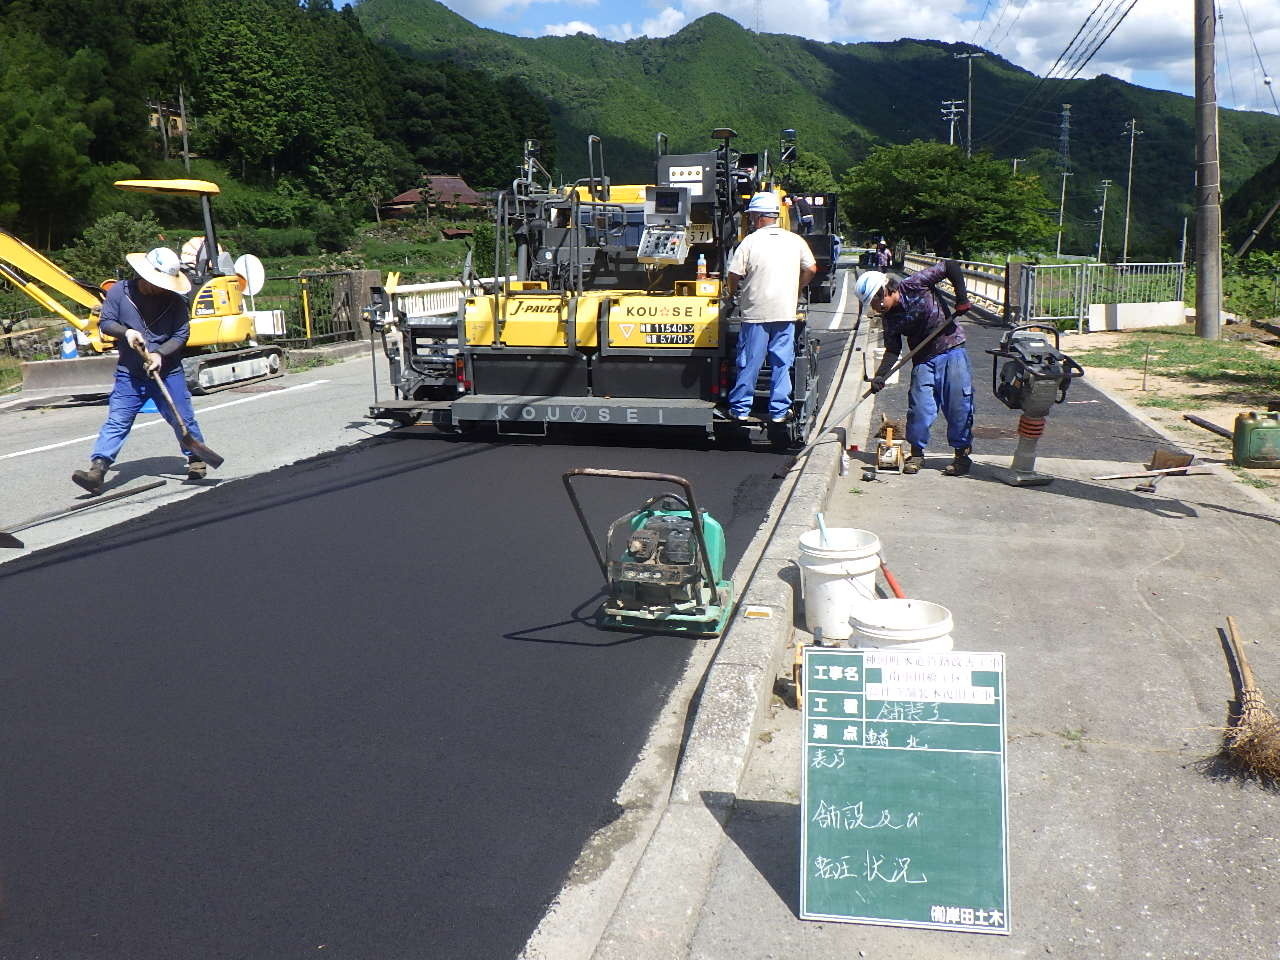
[72,457,109,495]
[186,457,207,481]
[942,447,973,477]
[902,447,925,475]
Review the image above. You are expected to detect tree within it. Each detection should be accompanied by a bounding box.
[838,141,1055,257]
[57,211,165,284]
[784,150,838,194]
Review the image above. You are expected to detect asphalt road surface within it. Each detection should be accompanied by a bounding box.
[0,306,854,959]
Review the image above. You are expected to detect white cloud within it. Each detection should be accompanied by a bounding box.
[543,18,602,35]
[642,6,686,36]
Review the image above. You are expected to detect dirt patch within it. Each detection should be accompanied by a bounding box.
[1059,324,1280,499]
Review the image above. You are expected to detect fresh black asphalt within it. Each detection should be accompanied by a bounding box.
[0,325,851,960]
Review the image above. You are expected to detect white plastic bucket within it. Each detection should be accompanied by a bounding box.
[850,598,954,651]
[798,527,882,641]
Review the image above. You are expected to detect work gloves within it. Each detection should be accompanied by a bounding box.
[869,376,887,394]
[954,301,972,315]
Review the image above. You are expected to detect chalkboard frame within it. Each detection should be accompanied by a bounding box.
[799,647,1009,934]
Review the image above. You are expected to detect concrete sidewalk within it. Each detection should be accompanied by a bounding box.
[597,318,1280,960]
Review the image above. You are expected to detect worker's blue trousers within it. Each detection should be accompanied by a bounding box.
[92,364,206,464]
[906,345,974,452]
[729,320,795,419]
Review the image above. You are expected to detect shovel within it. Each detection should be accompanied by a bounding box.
[132,340,224,469]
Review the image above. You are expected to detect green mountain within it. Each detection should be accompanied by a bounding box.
[355,0,1280,260]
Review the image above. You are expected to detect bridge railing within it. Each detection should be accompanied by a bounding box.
[903,255,1186,331]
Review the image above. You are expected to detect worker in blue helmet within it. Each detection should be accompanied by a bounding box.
[725,192,817,423]
[855,261,975,476]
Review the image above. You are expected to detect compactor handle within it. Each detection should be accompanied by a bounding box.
[562,468,718,590]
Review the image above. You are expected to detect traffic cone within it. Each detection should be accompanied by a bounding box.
[60,328,78,359]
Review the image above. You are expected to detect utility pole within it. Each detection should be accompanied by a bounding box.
[1121,118,1143,262]
[1012,158,1027,173]
[1194,0,1221,339]
[941,100,965,146]
[1056,171,1073,257]
[1096,179,1113,262]
[955,51,985,157]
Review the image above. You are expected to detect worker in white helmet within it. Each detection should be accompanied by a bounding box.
[724,192,817,423]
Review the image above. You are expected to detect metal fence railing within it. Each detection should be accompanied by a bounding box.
[259,272,359,347]
[903,255,1186,331]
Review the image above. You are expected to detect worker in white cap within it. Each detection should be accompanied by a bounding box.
[724,192,817,423]
[71,247,208,494]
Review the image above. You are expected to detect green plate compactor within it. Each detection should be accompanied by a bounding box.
[563,468,733,637]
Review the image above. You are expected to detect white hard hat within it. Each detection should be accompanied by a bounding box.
[854,270,888,306]
[746,192,781,216]
[126,247,191,295]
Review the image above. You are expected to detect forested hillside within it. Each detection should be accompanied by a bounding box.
[0,0,553,251]
[357,0,1280,260]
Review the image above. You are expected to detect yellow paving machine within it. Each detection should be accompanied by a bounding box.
[6,179,282,397]
[368,129,821,450]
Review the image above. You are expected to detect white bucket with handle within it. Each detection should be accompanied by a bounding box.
[798,527,882,641]
[850,598,954,651]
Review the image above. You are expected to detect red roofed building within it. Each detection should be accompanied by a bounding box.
[381,175,490,219]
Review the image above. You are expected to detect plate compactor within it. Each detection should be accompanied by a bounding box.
[563,468,733,637]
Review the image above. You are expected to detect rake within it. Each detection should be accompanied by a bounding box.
[1222,616,1280,782]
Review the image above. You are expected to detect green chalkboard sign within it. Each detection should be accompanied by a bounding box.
[800,648,1009,934]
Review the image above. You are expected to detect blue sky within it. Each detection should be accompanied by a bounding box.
[347,0,1280,110]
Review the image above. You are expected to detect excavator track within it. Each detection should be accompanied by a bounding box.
[183,346,285,395]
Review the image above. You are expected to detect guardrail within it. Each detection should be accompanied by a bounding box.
[903,254,1186,331]
[903,254,1007,314]
[390,277,511,320]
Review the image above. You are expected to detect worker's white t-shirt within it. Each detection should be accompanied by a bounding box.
[727,225,816,323]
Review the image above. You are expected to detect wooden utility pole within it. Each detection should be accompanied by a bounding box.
[178,84,192,173]
[1194,0,1221,339]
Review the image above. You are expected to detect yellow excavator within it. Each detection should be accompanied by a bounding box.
[5,178,283,397]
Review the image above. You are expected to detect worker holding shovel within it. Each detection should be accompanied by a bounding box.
[855,261,975,476]
[72,247,212,494]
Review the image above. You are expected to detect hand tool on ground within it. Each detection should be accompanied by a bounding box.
[1090,465,1211,481]
[563,468,732,637]
[132,340,224,468]
[0,479,166,549]
[874,414,907,472]
[1222,616,1280,782]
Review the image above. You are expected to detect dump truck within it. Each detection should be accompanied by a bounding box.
[7,178,282,397]
[369,129,821,450]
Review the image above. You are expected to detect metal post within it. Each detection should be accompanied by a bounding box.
[300,278,313,341]
[178,84,191,173]
[1178,217,1188,301]
[955,52,985,158]
[941,101,964,145]
[1121,118,1143,262]
[1096,180,1112,263]
[1056,171,1072,257]
[1012,158,1026,173]
[1194,0,1221,340]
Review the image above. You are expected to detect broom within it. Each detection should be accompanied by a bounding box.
[1222,616,1280,781]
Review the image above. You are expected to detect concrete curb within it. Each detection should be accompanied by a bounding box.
[591,320,875,960]
[286,339,370,365]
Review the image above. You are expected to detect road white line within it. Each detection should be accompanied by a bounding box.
[829,269,851,330]
[0,380,330,462]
